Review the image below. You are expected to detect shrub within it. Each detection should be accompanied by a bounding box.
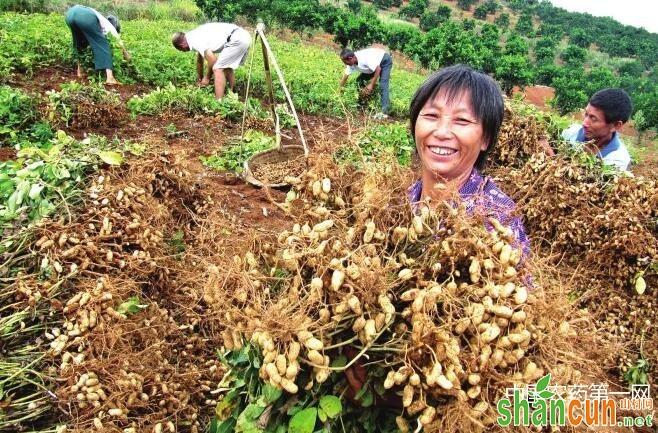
[398,0,428,19]
[0,86,39,143]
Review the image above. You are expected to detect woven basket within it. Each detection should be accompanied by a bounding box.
[243,145,307,188]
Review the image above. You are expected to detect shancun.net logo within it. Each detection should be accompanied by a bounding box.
[497,373,654,428]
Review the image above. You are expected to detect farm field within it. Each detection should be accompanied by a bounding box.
[1,8,657,433]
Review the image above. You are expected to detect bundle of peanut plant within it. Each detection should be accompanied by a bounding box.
[491,151,658,379]
[489,102,567,168]
[6,152,222,433]
[205,154,603,433]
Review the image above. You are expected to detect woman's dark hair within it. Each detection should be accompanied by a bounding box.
[588,88,632,124]
[409,64,504,170]
[106,15,120,33]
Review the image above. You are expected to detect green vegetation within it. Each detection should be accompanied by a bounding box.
[624,356,649,385]
[200,130,275,173]
[128,85,250,120]
[336,121,415,167]
[211,343,398,433]
[0,130,124,236]
[191,0,658,131]
[235,38,425,117]
[0,85,49,144]
[0,0,203,21]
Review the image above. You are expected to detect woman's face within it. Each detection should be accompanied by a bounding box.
[415,89,486,184]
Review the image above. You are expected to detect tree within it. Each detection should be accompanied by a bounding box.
[569,28,592,49]
[632,82,658,132]
[632,110,647,144]
[515,12,534,36]
[618,60,644,78]
[583,67,619,97]
[495,54,534,96]
[474,5,488,20]
[419,5,451,31]
[508,0,537,12]
[560,44,587,67]
[333,7,383,48]
[457,0,477,12]
[534,46,555,64]
[435,5,452,23]
[494,12,509,28]
[535,36,558,52]
[384,23,423,52]
[551,67,589,115]
[537,23,563,41]
[462,19,476,31]
[478,24,502,73]
[373,0,401,10]
[413,21,482,69]
[534,63,559,86]
[346,0,362,13]
[505,32,528,56]
[398,0,428,19]
[483,0,499,14]
[271,0,326,33]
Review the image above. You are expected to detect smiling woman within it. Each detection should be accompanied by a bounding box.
[408,65,530,259]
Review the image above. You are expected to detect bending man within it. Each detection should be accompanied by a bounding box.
[339,47,393,119]
[172,23,251,99]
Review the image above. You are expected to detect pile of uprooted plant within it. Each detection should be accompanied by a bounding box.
[488,106,657,381]
[198,152,617,433]
[2,103,655,433]
[1,150,230,432]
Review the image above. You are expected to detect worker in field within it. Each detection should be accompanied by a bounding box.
[171,23,252,100]
[561,88,633,171]
[64,4,131,85]
[339,47,393,120]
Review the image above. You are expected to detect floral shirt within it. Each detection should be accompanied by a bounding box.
[408,168,530,261]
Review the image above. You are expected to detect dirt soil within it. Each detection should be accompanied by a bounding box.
[8,67,364,252]
[0,146,16,161]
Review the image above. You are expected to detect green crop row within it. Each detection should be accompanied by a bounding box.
[234,37,425,117]
[1,12,426,118]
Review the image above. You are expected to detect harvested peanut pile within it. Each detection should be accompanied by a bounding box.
[44,84,125,129]
[16,153,226,432]
[251,154,307,185]
[489,103,553,168]
[201,155,613,433]
[489,125,658,387]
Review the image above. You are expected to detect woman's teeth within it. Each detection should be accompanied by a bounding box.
[429,147,456,156]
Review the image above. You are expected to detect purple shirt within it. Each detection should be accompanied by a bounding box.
[408,168,530,261]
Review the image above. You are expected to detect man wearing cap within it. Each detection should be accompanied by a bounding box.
[172,23,252,100]
[561,88,633,171]
[339,47,393,120]
[64,4,131,85]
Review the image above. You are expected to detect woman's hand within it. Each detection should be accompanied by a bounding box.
[122,49,131,62]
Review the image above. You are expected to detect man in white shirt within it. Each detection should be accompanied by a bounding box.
[561,88,633,171]
[339,47,393,119]
[172,23,251,99]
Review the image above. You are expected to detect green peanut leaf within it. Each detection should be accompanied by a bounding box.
[99,150,124,165]
[319,395,342,419]
[288,408,317,433]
